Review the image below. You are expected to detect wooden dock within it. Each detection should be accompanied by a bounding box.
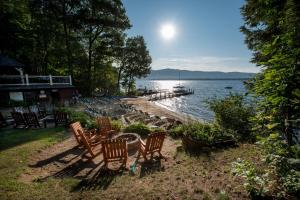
[148,89,194,101]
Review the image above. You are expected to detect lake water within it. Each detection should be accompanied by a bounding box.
[136,80,247,121]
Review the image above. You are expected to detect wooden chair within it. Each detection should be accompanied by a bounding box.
[0,112,8,128]
[54,111,69,127]
[23,112,41,128]
[77,129,102,159]
[97,117,116,138]
[70,122,103,145]
[11,112,27,128]
[137,132,166,161]
[29,105,46,119]
[102,139,128,168]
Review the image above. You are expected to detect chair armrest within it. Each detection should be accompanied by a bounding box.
[139,138,146,147]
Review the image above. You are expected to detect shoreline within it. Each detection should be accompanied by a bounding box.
[121,97,200,124]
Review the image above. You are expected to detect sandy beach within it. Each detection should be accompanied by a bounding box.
[121,97,199,124]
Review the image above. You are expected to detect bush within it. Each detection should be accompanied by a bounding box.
[169,124,185,138]
[57,107,93,127]
[111,120,123,132]
[207,93,255,141]
[124,122,151,136]
[231,158,271,198]
[183,122,216,144]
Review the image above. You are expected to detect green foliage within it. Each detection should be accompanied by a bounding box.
[282,170,300,194]
[124,122,151,136]
[241,0,300,144]
[183,122,217,144]
[57,107,93,128]
[231,158,271,198]
[257,133,290,158]
[111,120,123,132]
[169,124,185,138]
[119,36,152,94]
[207,93,255,141]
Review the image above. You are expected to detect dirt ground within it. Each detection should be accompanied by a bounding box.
[19,130,259,199]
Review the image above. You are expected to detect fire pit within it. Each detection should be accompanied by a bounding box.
[113,133,141,153]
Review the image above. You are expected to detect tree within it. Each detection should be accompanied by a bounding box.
[119,36,152,94]
[78,0,130,95]
[241,0,300,144]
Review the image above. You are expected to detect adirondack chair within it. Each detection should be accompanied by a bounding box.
[102,139,128,168]
[70,122,103,145]
[23,112,41,128]
[11,112,27,128]
[0,112,8,128]
[137,132,166,161]
[54,111,69,127]
[29,105,46,119]
[77,129,102,159]
[97,117,116,138]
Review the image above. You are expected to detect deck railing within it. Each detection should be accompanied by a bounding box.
[0,74,72,86]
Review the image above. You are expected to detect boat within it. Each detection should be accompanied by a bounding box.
[173,84,187,93]
[224,86,233,89]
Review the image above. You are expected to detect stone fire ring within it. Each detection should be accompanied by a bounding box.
[113,133,141,152]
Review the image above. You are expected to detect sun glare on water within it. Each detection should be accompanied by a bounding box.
[160,24,176,40]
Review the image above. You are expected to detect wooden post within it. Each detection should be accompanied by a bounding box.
[25,74,29,86]
[49,75,53,85]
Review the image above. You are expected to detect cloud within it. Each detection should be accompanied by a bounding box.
[151,56,259,73]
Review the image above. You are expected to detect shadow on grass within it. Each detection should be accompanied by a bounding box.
[0,127,68,151]
[139,158,164,178]
[178,143,239,158]
[29,145,84,168]
[71,165,125,191]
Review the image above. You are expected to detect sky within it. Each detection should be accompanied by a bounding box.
[122,0,259,73]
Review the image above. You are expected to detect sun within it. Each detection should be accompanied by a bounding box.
[160,24,176,40]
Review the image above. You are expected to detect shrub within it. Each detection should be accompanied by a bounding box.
[111,120,123,132]
[57,107,92,127]
[124,122,151,136]
[207,93,255,141]
[168,124,185,138]
[183,122,215,144]
[231,158,271,198]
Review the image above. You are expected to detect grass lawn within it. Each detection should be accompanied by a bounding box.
[0,128,260,200]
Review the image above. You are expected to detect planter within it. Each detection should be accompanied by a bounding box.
[182,135,210,151]
[182,135,236,151]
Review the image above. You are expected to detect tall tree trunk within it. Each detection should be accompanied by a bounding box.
[88,35,93,96]
[117,65,123,92]
[62,1,73,78]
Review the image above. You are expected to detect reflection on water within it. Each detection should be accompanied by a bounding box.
[136,80,247,121]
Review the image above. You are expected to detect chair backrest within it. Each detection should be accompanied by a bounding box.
[29,105,39,113]
[97,117,112,134]
[0,112,7,126]
[102,139,127,161]
[23,112,39,127]
[70,122,84,144]
[11,112,26,126]
[77,129,96,157]
[54,111,68,123]
[145,132,166,153]
[14,107,28,113]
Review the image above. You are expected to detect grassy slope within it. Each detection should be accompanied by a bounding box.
[0,128,72,200]
[0,128,260,200]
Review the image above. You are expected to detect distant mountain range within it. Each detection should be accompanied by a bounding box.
[144,68,255,80]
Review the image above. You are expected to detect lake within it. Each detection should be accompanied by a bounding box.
[136,79,247,121]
